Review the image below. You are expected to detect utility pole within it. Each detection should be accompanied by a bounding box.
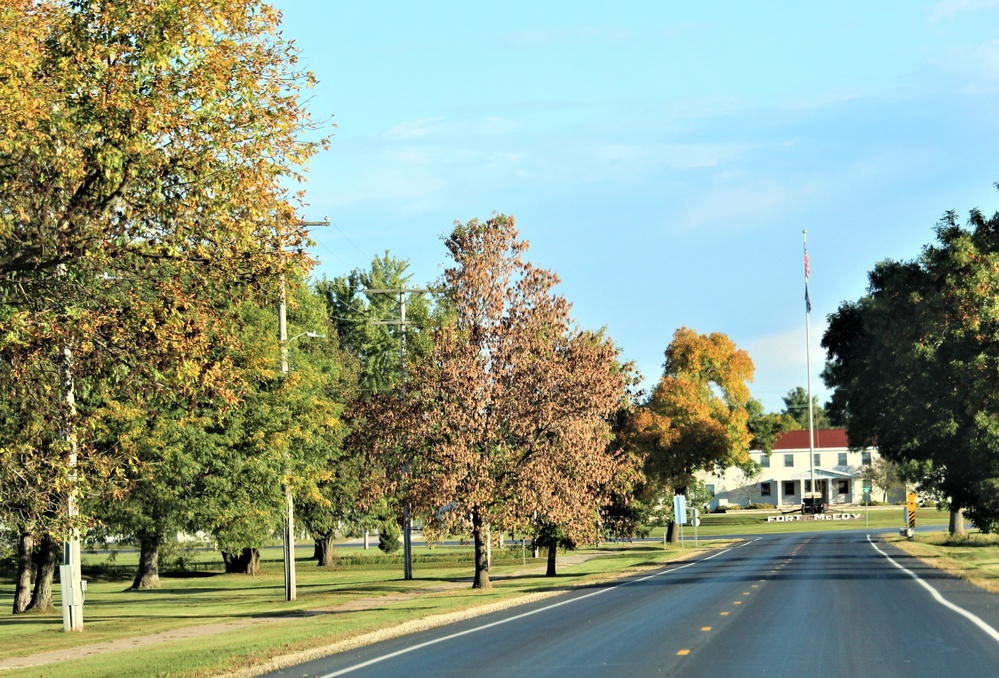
[365,286,426,580]
[56,263,84,632]
[279,218,328,602]
[58,334,84,631]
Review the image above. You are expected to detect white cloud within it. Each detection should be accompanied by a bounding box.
[929,36,999,94]
[386,118,443,139]
[744,327,831,411]
[672,175,810,234]
[508,26,631,47]
[929,0,999,23]
[594,142,750,170]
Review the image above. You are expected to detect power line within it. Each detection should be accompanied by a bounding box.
[330,219,369,259]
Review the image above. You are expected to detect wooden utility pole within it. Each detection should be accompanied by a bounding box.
[365,287,426,580]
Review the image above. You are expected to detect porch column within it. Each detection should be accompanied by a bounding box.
[776,479,782,507]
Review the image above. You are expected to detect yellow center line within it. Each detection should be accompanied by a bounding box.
[733,601,742,605]
[677,649,691,656]
[701,626,712,631]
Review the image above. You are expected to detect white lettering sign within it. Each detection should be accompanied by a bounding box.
[766,513,862,523]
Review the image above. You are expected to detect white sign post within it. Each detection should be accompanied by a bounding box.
[674,494,688,549]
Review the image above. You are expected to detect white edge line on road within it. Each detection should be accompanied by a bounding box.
[316,546,738,678]
[867,534,999,644]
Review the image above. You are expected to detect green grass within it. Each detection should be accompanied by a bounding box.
[0,541,710,677]
[891,530,999,595]
[0,510,956,677]
[643,505,949,537]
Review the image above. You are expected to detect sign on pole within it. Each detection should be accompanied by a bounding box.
[906,491,918,530]
[674,494,688,525]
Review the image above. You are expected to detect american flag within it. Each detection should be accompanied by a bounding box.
[804,242,811,313]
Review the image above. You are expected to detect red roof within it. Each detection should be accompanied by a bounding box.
[772,429,850,450]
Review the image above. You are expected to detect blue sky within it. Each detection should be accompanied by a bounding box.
[274,0,999,411]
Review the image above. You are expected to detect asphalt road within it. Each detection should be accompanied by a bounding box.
[266,531,999,678]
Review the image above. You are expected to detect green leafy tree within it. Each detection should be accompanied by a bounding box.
[860,457,902,503]
[91,281,352,582]
[781,387,832,430]
[305,254,430,562]
[823,199,999,533]
[746,397,795,456]
[0,0,326,608]
[317,253,431,396]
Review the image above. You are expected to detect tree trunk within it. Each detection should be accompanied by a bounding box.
[27,533,59,612]
[471,508,491,590]
[131,533,162,590]
[315,533,336,567]
[666,520,680,544]
[949,507,966,537]
[312,540,322,561]
[12,529,34,614]
[221,548,260,575]
[363,529,369,550]
[546,538,557,577]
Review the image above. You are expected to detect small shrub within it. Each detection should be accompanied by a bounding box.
[378,521,402,554]
[746,503,775,510]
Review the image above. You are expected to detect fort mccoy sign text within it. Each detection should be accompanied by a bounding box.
[766,513,864,522]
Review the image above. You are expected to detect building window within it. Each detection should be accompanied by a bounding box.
[761,482,772,496]
[861,451,872,465]
[838,452,848,466]
[760,454,770,468]
[783,481,796,496]
[814,453,821,467]
[784,454,794,468]
[837,480,850,494]
[804,480,812,492]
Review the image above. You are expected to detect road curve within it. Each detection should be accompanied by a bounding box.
[265,532,999,678]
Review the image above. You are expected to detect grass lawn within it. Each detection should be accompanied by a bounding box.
[0,508,960,677]
[889,530,999,595]
[645,505,950,537]
[0,540,714,677]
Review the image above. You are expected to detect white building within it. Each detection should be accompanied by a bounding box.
[699,429,883,511]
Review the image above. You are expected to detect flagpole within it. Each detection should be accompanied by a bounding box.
[804,230,817,511]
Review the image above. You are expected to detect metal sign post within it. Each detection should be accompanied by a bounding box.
[863,482,872,529]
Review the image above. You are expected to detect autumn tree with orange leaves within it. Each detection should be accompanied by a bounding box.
[628,328,755,542]
[357,216,632,589]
